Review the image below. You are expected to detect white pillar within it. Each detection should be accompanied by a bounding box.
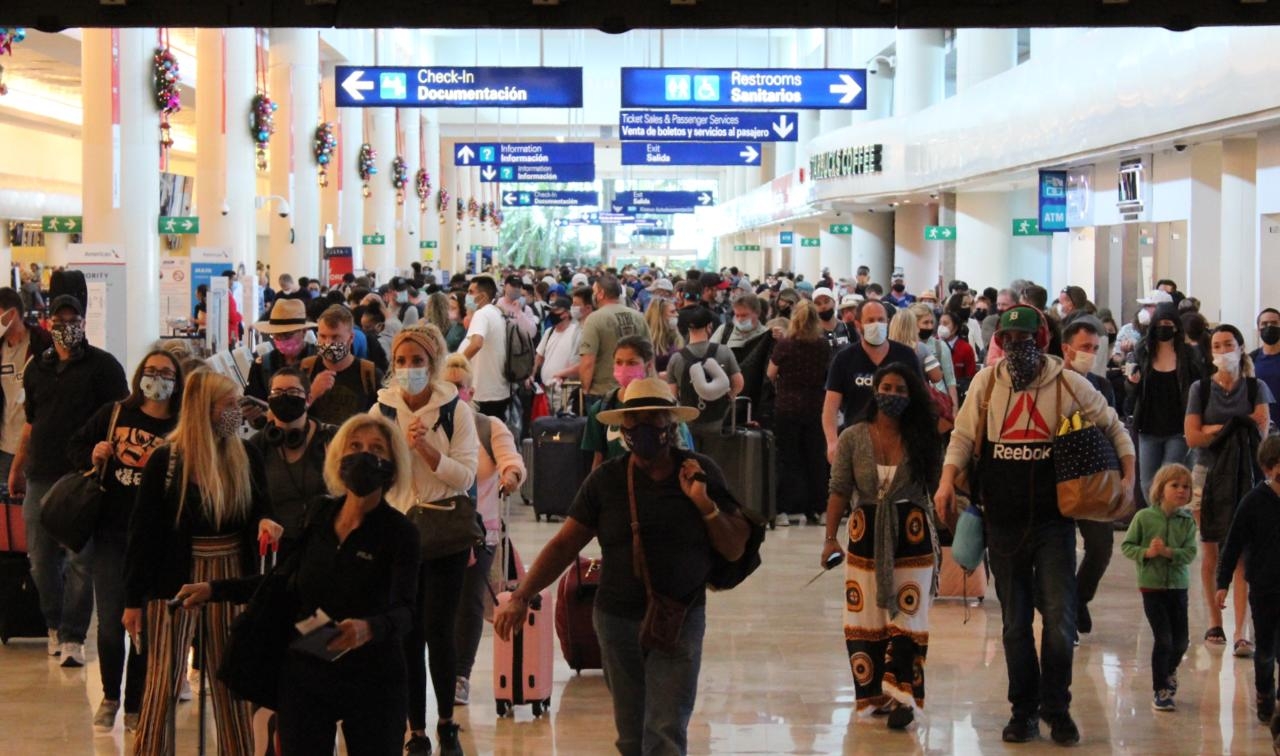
[396,109,420,271]
[955,193,1012,290]
[366,107,397,281]
[794,223,822,283]
[894,30,945,116]
[956,29,1018,93]
[1221,138,1257,328]
[336,94,365,270]
[456,166,473,274]
[820,30,855,134]
[1008,189,1052,285]
[1188,144,1223,321]
[1031,29,1086,61]
[198,29,258,321]
[895,204,941,295]
[851,211,894,283]
[421,114,442,274]
[819,222,853,280]
[81,29,160,370]
[796,111,820,174]
[268,29,321,282]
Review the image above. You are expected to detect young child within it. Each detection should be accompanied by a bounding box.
[1216,435,1280,738]
[1122,463,1199,712]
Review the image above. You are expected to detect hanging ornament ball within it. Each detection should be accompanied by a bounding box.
[14,29,25,43]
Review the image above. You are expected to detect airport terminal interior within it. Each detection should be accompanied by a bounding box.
[3,5,1280,755]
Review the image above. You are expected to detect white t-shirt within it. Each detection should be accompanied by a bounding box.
[537,322,581,386]
[0,333,30,454]
[466,304,509,402]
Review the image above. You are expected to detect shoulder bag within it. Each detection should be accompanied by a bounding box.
[40,402,122,553]
[628,457,689,654]
[1054,376,1131,521]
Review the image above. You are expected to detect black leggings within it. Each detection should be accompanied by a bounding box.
[406,550,470,731]
[774,412,829,518]
[279,653,406,756]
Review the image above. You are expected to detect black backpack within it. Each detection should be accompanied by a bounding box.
[677,343,732,423]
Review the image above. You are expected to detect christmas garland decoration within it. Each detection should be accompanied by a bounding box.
[490,202,503,230]
[313,122,336,187]
[437,187,450,225]
[479,201,489,226]
[358,143,378,198]
[456,197,465,230]
[391,156,409,205]
[415,169,431,212]
[251,93,276,171]
[152,41,181,164]
[1,28,28,97]
[468,198,480,227]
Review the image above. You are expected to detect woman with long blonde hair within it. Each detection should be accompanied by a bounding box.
[645,297,684,374]
[891,308,945,388]
[123,369,275,756]
[767,299,833,526]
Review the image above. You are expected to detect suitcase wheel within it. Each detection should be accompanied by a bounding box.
[496,700,512,718]
[531,700,543,717]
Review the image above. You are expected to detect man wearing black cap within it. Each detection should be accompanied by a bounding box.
[8,294,128,667]
[531,295,582,413]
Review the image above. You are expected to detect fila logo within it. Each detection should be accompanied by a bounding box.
[1000,394,1052,440]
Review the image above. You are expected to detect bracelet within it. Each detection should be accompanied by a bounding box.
[702,508,720,521]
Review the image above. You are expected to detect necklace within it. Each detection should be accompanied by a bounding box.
[869,423,899,499]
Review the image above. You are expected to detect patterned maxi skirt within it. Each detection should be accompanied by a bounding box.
[843,503,935,712]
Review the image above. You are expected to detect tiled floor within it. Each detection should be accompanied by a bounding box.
[2,506,1277,755]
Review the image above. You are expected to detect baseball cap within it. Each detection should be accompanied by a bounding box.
[795,280,815,294]
[50,294,83,317]
[1136,289,1174,305]
[647,278,674,294]
[504,275,523,288]
[812,287,836,303]
[997,305,1043,335]
[542,275,558,287]
[839,294,862,310]
[571,273,590,288]
[684,306,716,330]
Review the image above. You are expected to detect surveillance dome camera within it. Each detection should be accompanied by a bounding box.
[220,200,230,216]
[930,192,939,200]
[1173,144,1188,152]
[277,200,292,219]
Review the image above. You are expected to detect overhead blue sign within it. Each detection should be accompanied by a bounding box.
[336,66,583,108]
[779,231,794,245]
[632,228,675,237]
[619,110,798,142]
[479,163,596,183]
[621,142,761,167]
[620,68,866,110]
[597,212,636,225]
[453,142,594,167]
[612,190,714,214]
[1038,170,1068,232]
[502,190,599,208]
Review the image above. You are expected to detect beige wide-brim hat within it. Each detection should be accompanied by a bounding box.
[253,298,317,334]
[597,377,700,425]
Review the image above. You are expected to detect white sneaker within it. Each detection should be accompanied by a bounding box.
[93,699,120,732]
[455,676,471,705]
[47,630,60,657]
[178,676,193,702]
[60,642,85,668]
[774,514,790,528]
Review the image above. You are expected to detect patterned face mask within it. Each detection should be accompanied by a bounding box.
[213,406,242,439]
[1004,338,1042,391]
[318,340,350,363]
[52,320,85,350]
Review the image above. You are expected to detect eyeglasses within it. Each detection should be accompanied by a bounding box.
[142,369,177,380]
[269,389,307,399]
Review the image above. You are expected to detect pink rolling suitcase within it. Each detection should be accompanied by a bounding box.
[493,588,554,718]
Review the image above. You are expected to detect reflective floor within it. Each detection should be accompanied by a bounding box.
[2,504,1277,755]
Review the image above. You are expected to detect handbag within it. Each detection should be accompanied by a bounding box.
[218,564,295,710]
[406,494,484,558]
[627,458,689,654]
[928,384,956,433]
[39,403,121,553]
[951,504,985,573]
[1053,377,1132,522]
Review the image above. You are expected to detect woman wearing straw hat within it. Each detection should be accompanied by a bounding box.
[495,377,751,756]
[246,299,318,402]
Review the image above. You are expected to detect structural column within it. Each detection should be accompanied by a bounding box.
[197,28,258,321]
[793,222,822,283]
[268,28,321,282]
[81,28,160,370]
[421,114,443,274]
[893,30,945,116]
[819,222,853,281]
[894,204,940,295]
[1220,138,1257,328]
[820,30,855,134]
[955,193,1011,290]
[851,212,894,283]
[396,109,420,271]
[956,29,1018,93]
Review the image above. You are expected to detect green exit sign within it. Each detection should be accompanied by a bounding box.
[828,223,852,234]
[1011,218,1050,236]
[732,244,760,252]
[419,240,438,249]
[800,238,820,248]
[362,234,386,245]
[924,225,956,241]
[42,216,83,233]
[159,216,200,234]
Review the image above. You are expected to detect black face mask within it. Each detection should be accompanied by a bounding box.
[918,328,935,341]
[818,308,835,322]
[1153,325,1177,342]
[621,424,671,460]
[268,394,308,423]
[338,452,396,496]
[957,307,972,321]
[1262,325,1280,346]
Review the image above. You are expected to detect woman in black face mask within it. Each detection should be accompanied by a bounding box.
[820,363,941,730]
[249,368,337,560]
[1128,302,1210,508]
[178,413,419,756]
[494,378,752,755]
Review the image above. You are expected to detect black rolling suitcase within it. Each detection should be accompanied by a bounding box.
[531,415,590,521]
[692,399,777,528]
[0,554,45,644]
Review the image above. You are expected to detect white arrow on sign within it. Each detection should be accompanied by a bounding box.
[612,204,625,213]
[341,70,375,102]
[456,145,476,164]
[504,193,517,204]
[829,73,863,105]
[941,227,953,239]
[740,145,759,164]
[66,219,78,231]
[698,192,712,205]
[181,219,194,231]
[480,166,497,181]
[772,114,794,139]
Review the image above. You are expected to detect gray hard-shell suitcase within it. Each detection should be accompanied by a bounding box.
[692,398,776,527]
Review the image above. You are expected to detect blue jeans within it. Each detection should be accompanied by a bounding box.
[594,604,706,756]
[21,475,95,644]
[987,518,1077,720]
[1138,433,1189,505]
[94,526,146,709]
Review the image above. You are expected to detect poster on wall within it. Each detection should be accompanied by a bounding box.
[159,255,191,333]
[207,276,229,355]
[190,247,234,315]
[66,243,127,361]
[325,246,353,289]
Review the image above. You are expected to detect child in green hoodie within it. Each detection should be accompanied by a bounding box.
[1122,463,1199,713]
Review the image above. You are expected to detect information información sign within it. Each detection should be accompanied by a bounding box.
[621,142,761,166]
[502,190,599,208]
[620,68,867,110]
[618,111,799,142]
[612,190,714,214]
[454,142,593,167]
[336,66,583,108]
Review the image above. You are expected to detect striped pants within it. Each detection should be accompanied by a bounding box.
[133,536,253,756]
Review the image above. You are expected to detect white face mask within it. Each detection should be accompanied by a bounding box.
[937,324,952,341]
[733,317,754,332]
[139,376,176,402]
[396,366,431,396]
[1067,349,1095,375]
[570,306,583,321]
[1213,349,1241,376]
[1137,308,1153,326]
[667,316,679,331]
[862,322,888,346]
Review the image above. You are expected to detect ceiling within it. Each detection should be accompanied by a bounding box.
[7,0,1280,33]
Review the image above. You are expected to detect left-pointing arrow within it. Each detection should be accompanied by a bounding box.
[504,193,517,204]
[740,145,759,164]
[341,70,374,102]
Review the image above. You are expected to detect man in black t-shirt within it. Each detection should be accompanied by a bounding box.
[821,300,923,462]
[305,305,382,426]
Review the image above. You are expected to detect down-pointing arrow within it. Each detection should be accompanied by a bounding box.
[341,70,374,102]
[772,114,794,139]
[739,145,759,164]
[480,166,497,181]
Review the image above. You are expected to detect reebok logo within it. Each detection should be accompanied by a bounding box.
[1000,393,1052,440]
[992,443,1053,461]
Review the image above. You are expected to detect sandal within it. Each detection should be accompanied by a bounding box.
[1234,639,1256,658]
[1205,627,1227,645]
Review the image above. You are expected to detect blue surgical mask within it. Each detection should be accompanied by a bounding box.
[465,294,477,310]
[733,317,754,332]
[396,367,430,396]
[396,291,409,304]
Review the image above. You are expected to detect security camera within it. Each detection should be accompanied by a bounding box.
[277,200,292,219]
[220,200,230,216]
[1173,144,1188,152]
[929,192,939,200]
